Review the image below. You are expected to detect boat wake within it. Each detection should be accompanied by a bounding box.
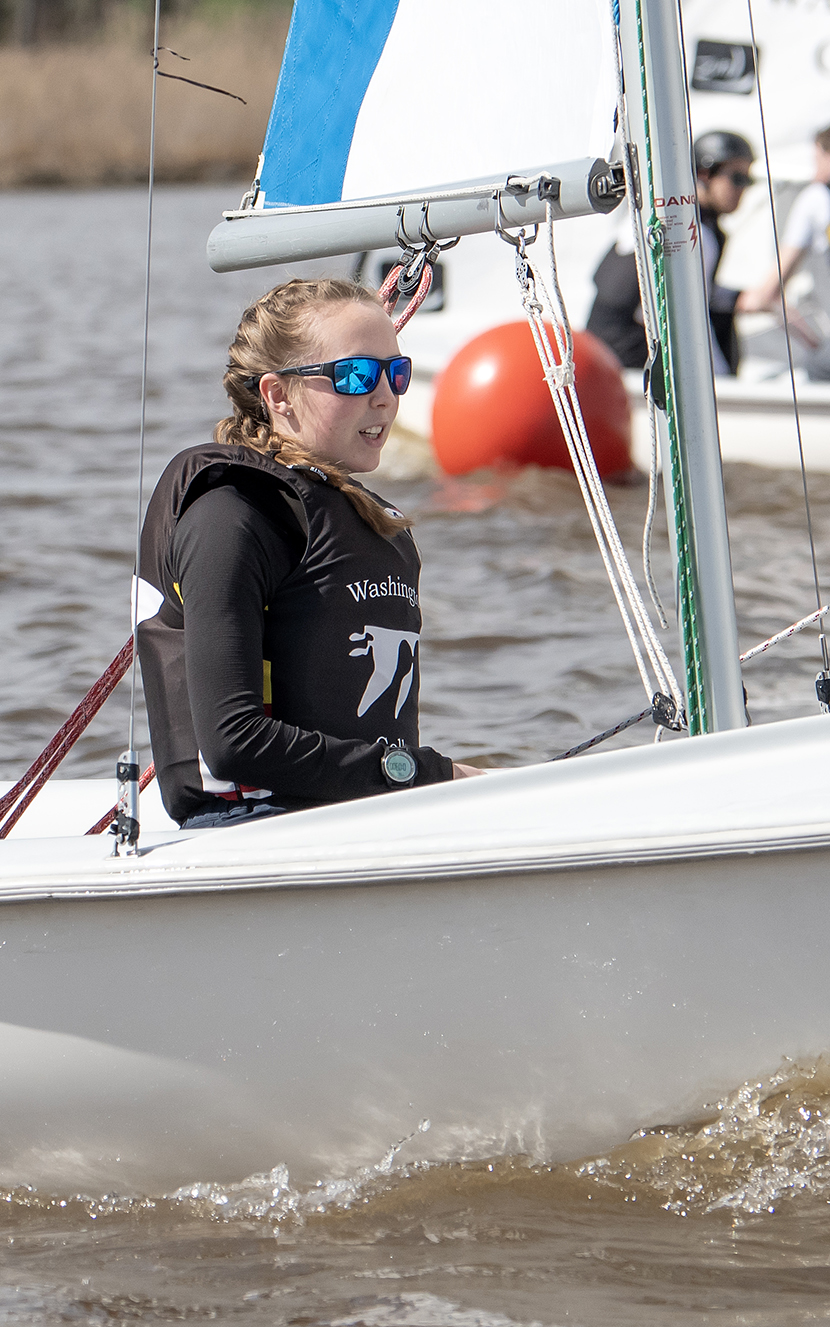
[3,1058,830,1229]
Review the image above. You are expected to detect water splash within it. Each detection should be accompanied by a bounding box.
[5,1064,830,1231]
[166,1119,434,1225]
[329,1292,543,1327]
[571,1057,830,1216]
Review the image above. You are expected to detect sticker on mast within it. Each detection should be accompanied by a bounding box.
[653,194,698,255]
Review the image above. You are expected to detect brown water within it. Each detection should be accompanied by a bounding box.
[5,1061,830,1324]
[3,186,830,1322]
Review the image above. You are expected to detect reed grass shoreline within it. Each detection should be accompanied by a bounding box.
[0,11,288,188]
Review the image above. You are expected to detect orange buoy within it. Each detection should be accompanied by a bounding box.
[431,322,632,477]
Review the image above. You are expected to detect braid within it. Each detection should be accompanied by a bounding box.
[215,279,411,539]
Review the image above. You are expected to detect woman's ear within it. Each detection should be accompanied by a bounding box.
[258,372,292,420]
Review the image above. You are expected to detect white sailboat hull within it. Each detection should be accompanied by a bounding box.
[1,715,829,1195]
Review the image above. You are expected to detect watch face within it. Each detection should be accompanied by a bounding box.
[383,749,417,784]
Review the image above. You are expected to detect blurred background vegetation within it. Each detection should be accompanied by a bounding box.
[0,0,293,185]
[1,0,290,49]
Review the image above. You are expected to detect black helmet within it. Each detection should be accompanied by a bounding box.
[694,130,755,174]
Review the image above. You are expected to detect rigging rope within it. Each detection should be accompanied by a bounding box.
[107,0,163,856]
[2,591,823,835]
[548,705,655,761]
[739,604,830,664]
[608,5,668,631]
[505,204,684,716]
[743,0,829,680]
[0,639,134,840]
[630,0,708,734]
[86,761,156,836]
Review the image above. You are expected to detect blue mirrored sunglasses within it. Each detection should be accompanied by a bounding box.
[276,355,412,396]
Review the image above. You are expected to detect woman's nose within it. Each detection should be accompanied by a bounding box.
[371,372,396,404]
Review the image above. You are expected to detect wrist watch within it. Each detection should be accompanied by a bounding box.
[381,743,418,789]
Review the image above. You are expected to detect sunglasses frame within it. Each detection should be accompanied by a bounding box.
[277,355,412,396]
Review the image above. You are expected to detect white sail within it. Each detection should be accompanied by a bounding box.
[243,0,830,209]
[259,0,615,208]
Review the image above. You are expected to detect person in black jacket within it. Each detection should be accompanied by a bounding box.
[137,279,482,829]
[586,130,754,375]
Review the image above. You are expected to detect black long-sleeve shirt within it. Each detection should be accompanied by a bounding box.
[137,446,453,823]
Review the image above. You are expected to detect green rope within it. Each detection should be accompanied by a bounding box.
[633,0,707,734]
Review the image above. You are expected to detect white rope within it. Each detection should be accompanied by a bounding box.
[525,302,654,697]
[743,0,828,675]
[608,0,669,629]
[542,211,683,708]
[511,209,684,713]
[128,8,161,757]
[641,402,668,628]
[740,605,830,664]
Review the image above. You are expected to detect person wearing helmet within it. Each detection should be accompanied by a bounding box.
[694,131,755,375]
[586,130,754,376]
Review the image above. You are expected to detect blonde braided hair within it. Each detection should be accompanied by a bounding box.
[215,279,411,538]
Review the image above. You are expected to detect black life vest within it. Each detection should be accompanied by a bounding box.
[700,207,740,375]
[136,444,425,822]
[586,244,649,369]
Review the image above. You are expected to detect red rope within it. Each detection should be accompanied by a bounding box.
[85,762,156,836]
[379,260,435,332]
[379,263,403,313]
[0,637,134,839]
[394,263,433,331]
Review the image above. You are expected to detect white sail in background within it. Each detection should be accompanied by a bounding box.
[682,0,830,179]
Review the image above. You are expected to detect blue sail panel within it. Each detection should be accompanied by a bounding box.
[259,0,400,208]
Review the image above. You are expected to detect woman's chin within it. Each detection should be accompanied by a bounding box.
[348,446,384,474]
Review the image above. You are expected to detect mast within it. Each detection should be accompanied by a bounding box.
[617,0,746,734]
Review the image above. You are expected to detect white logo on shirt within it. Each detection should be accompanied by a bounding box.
[346,576,419,607]
[349,625,420,718]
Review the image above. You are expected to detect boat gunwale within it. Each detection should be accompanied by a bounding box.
[1,820,829,904]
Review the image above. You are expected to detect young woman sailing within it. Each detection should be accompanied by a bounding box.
[137,278,484,829]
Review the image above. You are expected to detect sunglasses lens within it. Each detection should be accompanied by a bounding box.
[389,357,412,395]
[333,358,380,394]
[731,173,751,187]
